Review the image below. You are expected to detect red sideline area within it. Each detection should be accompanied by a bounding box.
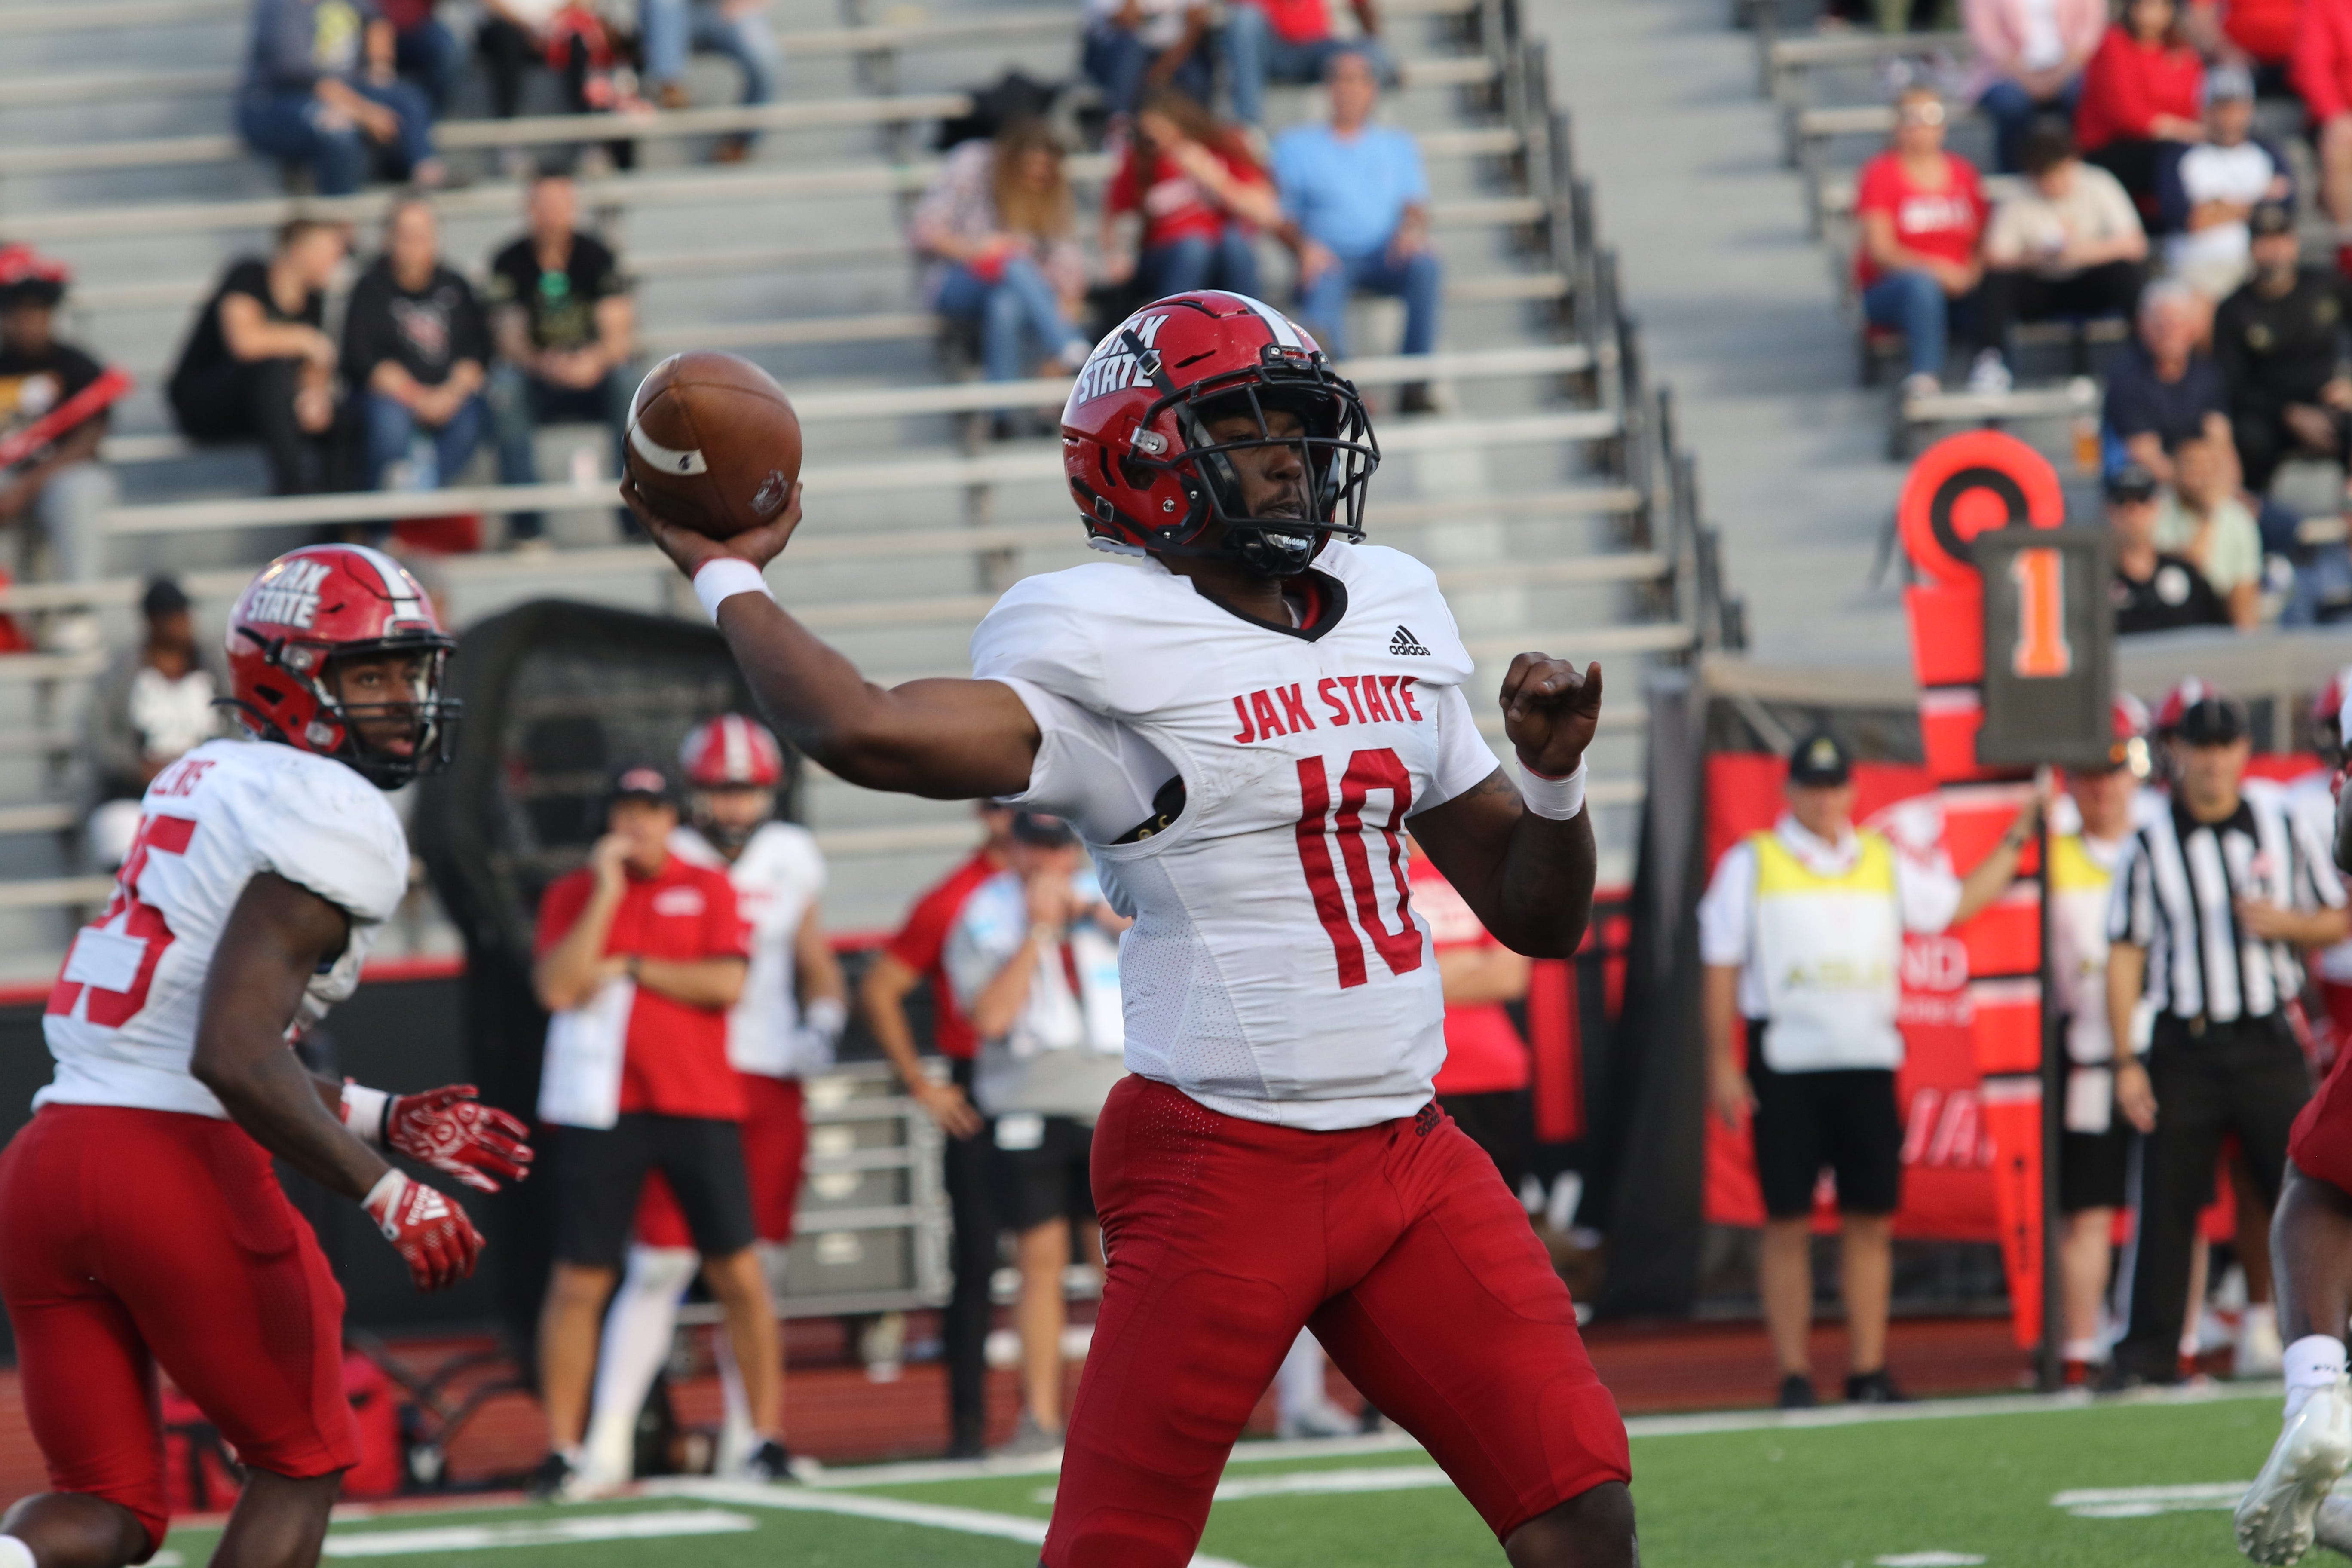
[0,1316,2041,1509]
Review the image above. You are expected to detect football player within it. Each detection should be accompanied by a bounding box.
[626,291,1632,1567]
[0,545,528,1568]
[579,714,845,1488]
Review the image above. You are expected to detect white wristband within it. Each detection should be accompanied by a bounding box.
[803,996,848,1048]
[341,1082,391,1145]
[693,558,775,624]
[1519,761,1587,821]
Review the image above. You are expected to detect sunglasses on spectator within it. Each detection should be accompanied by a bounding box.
[1898,103,1947,126]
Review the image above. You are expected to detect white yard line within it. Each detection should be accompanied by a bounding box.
[645,1476,1261,1568]
[315,1509,758,1556]
[1029,1464,1456,1507]
[1875,1553,1986,1565]
[2050,1481,2250,1517]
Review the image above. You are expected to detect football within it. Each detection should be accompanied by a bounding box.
[623,351,803,539]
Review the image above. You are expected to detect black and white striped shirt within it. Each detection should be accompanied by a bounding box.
[2110,785,2347,1024]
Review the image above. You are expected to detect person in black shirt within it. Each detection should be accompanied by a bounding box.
[346,197,488,493]
[0,246,117,584]
[2108,461,2234,633]
[485,172,635,545]
[2104,280,2236,489]
[167,218,349,495]
[2215,203,2352,496]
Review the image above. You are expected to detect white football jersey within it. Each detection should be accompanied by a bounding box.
[39,737,410,1118]
[671,821,828,1078]
[974,541,1502,1131]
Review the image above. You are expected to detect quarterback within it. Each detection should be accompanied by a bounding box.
[0,545,528,1568]
[629,290,1631,1567]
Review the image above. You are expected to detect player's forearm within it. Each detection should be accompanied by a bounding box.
[634,955,747,1008]
[205,1048,390,1200]
[1482,808,1596,959]
[713,594,1036,797]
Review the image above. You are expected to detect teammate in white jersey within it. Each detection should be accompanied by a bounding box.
[581,714,845,1488]
[0,545,529,1568]
[625,290,1631,1567]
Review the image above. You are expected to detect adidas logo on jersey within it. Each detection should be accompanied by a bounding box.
[1389,626,1431,657]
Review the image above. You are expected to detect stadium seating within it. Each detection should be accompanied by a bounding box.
[0,0,1727,973]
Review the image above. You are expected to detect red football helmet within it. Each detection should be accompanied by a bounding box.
[1059,290,1377,576]
[223,544,459,788]
[680,714,784,788]
[2153,676,2218,738]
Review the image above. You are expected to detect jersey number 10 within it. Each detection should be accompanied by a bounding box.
[1294,748,1424,989]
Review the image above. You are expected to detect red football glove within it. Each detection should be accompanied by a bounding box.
[363,1170,485,1292]
[371,1083,534,1193]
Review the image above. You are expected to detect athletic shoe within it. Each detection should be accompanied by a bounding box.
[2064,1360,2097,1388]
[1845,1369,1912,1405]
[2238,1375,2352,1564]
[993,1412,1064,1459]
[738,1438,805,1485]
[1966,350,2013,395]
[526,1450,590,1502]
[1277,1400,1359,1440]
[1777,1374,1816,1410]
[2311,1491,2352,1556]
[1898,372,1940,403]
[2243,1309,2288,1379]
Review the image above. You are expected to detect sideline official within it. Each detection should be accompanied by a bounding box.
[2104,692,2349,1387]
[1700,732,2032,1409]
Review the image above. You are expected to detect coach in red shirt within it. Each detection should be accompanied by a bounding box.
[863,802,1011,1458]
[527,763,780,1498]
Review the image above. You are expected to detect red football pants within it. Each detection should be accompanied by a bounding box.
[1041,1078,1629,1568]
[637,1073,808,1247]
[0,1105,361,1552]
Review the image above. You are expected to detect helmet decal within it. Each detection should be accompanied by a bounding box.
[1070,311,1172,407]
[242,555,334,630]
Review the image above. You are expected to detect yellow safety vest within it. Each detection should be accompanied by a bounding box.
[1750,827,1904,1072]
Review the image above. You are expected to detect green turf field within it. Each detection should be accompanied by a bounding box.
[153,1388,2295,1567]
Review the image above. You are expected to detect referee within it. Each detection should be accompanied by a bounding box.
[2105,691,2351,1388]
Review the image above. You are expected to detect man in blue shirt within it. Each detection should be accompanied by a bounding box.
[1273,50,1440,408]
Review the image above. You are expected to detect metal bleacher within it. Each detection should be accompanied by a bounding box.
[0,0,1730,976]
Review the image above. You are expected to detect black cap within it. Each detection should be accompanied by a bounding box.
[2105,462,2161,503]
[2175,694,2250,747]
[140,576,190,620]
[1009,810,1078,847]
[2251,201,2295,239]
[609,762,677,806]
[1787,731,1852,787]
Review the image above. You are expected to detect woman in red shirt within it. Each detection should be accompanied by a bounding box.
[2075,0,2205,210]
[1099,87,1282,300]
[1853,87,1990,397]
[1407,841,1538,1194]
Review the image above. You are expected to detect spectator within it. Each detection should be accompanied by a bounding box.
[167,218,349,496]
[2155,434,2265,626]
[943,812,1129,1457]
[2107,460,2233,631]
[2187,0,2296,86]
[344,197,489,494]
[2217,205,2352,493]
[1852,87,1988,399]
[1973,122,2147,393]
[2293,0,2352,273]
[2107,280,2235,484]
[1221,0,1391,129]
[1101,88,1280,302]
[81,577,230,869]
[477,0,559,122]
[1274,50,1439,404]
[237,0,443,197]
[529,764,781,1501]
[1409,836,1536,1194]
[910,120,1093,401]
[1700,732,2034,1409]
[485,171,635,546]
[1082,0,1212,124]
[381,0,463,113]
[639,0,782,163]
[2103,692,2349,1389]
[862,804,1014,1461]
[1965,0,2105,175]
[2162,66,2291,299]
[0,247,121,585]
[2075,0,2205,211]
